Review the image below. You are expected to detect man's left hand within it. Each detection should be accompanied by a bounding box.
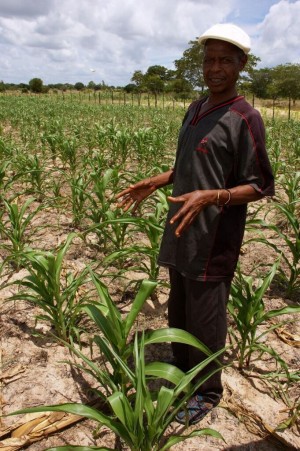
[168,190,215,237]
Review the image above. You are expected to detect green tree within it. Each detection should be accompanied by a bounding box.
[249,68,273,99]
[29,78,44,93]
[17,83,29,93]
[131,66,173,93]
[0,80,6,92]
[242,67,272,106]
[143,74,165,106]
[145,65,170,81]
[174,78,192,93]
[124,83,137,93]
[131,70,144,89]
[166,69,177,80]
[242,53,261,79]
[74,82,85,91]
[48,83,66,91]
[174,39,205,90]
[238,53,261,96]
[166,78,193,99]
[271,63,300,118]
[87,80,96,90]
[144,74,165,93]
[272,64,300,101]
[94,83,103,91]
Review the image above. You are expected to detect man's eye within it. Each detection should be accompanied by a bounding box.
[222,58,233,64]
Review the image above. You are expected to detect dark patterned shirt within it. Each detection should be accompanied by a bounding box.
[158,96,275,281]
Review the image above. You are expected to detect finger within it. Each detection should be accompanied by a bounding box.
[116,197,130,207]
[117,198,134,211]
[116,188,132,199]
[169,204,187,224]
[174,211,196,237]
[116,184,139,199]
[175,219,190,237]
[168,196,186,203]
[123,197,142,213]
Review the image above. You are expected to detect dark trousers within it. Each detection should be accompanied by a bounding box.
[168,268,231,405]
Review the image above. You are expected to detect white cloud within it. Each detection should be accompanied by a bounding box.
[0,0,54,18]
[253,0,300,67]
[0,0,298,86]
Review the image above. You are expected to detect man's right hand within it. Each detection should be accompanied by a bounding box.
[116,178,157,213]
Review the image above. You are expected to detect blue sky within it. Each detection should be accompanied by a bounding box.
[0,0,299,86]
[227,0,284,23]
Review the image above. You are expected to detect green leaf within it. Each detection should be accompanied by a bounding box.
[160,428,224,450]
[256,305,300,326]
[144,328,212,357]
[88,270,123,342]
[152,385,174,428]
[124,279,157,339]
[83,304,122,350]
[255,259,279,301]
[145,362,188,388]
[173,349,225,396]
[46,446,114,451]
[98,336,135,384]
[133,332,154,437]
[55,232,78,284]
[108,391,134,433]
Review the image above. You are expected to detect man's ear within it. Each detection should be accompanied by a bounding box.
[240,54,248,70]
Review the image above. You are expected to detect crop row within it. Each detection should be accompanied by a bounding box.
[0,95,299,449]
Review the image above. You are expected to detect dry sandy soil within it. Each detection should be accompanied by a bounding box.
[0,200,299,451]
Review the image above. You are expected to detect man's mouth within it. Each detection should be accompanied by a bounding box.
[209,78,224,84]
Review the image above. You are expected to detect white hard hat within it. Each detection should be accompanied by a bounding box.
[198,23,251,54]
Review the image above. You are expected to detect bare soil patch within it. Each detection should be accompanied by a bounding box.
[0,173,299,450]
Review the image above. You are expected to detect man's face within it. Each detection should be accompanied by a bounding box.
[203,39,246,96]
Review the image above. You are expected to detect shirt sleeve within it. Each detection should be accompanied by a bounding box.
[235,110,275,196]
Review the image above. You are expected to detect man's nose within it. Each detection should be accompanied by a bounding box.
[210,60,222,71]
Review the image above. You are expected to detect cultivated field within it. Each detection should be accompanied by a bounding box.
[0,94,299,450]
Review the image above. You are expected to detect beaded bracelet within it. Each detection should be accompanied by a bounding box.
[217,189,231,207]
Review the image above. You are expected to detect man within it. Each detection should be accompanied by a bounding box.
[117,23,274,425]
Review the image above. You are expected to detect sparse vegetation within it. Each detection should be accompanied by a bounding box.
[0,94,299,449]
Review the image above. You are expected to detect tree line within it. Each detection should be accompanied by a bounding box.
[0,39,299,110]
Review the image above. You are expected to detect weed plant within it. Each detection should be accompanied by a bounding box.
[0,197,43,269]
[9,233,88,342]
[7,270,225,450]
[228,262,300,369]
